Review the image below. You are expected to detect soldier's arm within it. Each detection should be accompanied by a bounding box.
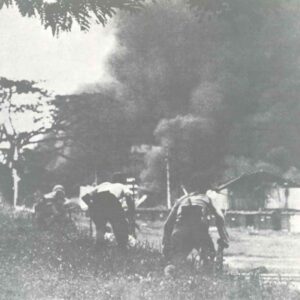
[121,185,134,213]
[124,192,135,220]
[81,187,97,205]
[63,198,76,210]
[208,197,229,247]
[122,186,134,212]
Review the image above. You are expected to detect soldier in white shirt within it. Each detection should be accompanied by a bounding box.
[81,174,134,250]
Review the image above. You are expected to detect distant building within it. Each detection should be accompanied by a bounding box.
[217,171,300,211]
[216,171,300,232]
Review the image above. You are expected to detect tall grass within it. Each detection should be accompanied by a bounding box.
[0,206,299,300]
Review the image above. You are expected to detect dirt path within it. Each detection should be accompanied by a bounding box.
[137,220,300,274]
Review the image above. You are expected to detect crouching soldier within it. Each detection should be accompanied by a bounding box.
[81,175,134,250]
[34,185,67,229]
[162,188,229,270]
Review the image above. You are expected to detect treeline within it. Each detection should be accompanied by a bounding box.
[2,0,300,205]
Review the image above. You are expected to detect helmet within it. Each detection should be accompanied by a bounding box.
[52,185,65,197]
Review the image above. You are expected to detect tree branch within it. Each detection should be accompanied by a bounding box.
[24,135,73,145]
[6,87,17,136]
[19,120,66,146]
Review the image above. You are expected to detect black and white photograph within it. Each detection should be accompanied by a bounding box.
[1,0,300,299]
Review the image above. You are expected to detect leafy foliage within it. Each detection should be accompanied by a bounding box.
[0,0,145,35]
[0,77,50,165]
[49,92,135,186]
[0,77,64,203]
[2,0,286,35]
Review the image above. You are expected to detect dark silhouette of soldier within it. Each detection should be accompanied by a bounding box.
[81,173,134,249]
[162,187,229,267]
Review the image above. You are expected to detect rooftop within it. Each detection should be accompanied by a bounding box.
[217,171,300,191]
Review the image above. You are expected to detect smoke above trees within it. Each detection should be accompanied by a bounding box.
[24,0,300,204]
[103,0,300,199]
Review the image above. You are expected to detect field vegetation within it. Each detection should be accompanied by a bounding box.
[0,207,299,300]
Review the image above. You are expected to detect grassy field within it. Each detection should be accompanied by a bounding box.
[136,220,300,273]
[0,207,300,300]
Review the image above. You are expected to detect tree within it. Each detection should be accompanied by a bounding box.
[0,77,63,206]
[0,0,243,35]
[0,0,145,35]
[50,92,135,187]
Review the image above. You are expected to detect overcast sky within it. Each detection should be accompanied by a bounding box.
[0,7,117,95]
